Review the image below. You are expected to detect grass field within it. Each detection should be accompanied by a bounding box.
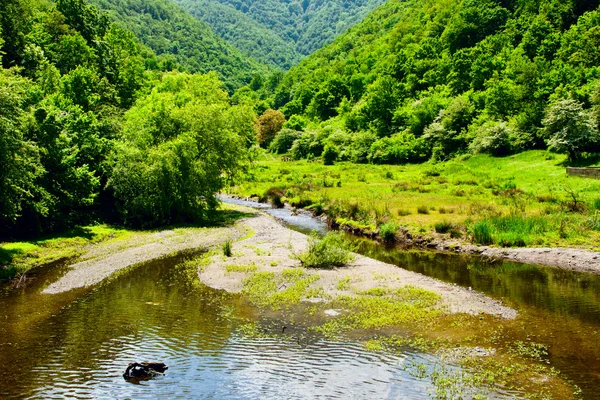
[229,151,600,249]
[0,225,134,281]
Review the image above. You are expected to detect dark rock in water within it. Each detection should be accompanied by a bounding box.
[123,362,168,380]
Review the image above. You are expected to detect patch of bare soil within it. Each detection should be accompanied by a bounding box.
[43,225,247,294]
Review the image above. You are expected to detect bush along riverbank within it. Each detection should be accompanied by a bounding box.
[227,151,600,273]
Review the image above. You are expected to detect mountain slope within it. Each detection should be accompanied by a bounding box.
[176,0,300,69]
[89,0,269,89]
[263,0,600,159]
[174,0,386,69]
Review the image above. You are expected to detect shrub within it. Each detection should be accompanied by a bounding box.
[296,232,355,269]
[264,187,285,208]
[255,109,286,147]
[379,223,398,242]
[322,144,340,165]
[269,129,303,154]
[398,209,411,216]
[417,205,429,214]
[543,99,599,161]
[290,132,323,160]
[283,114,308,131]
[348,131,378,163]
[469,120,513,156]
[434,221,454,234]
[223,240,232,257]
[368,132,430,164]
[422,122,465,161]
[472,221,493,245]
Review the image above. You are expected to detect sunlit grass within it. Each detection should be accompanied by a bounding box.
[0,225,132,280]
[230,150,600,248]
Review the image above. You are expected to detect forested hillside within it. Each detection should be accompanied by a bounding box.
[0,0,256,239]
[248,0,600,164]
[88,0,268,90]
[174,0,386,69]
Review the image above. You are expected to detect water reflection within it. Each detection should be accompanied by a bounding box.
[1,254,499,399]
[218,196,600,396]
[219,195,328,236]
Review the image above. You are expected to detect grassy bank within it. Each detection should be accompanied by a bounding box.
[229,150,600,249]
[0,225,134,281]
[0,206,253,282]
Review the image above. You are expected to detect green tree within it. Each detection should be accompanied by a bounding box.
[543,99,599,161]
[255,108,286,147]
[0,69,43,230]
[108,72,253,227]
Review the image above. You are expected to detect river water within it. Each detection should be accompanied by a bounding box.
[1,198,599,398]
[1,254,499,399]
[221,196,600,397]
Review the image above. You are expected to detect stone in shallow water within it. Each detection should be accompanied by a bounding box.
[305,297,326,303]
[324,309,342,317]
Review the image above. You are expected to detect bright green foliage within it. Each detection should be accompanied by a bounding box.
[89,0,268,90]
[283,114,307,131]
[0,0,261,238]
[469,120,513,156]
[471,221,494,245]
[0,70,43,227]
[269,128,302,154]
[0,0,139,236]
[378,223,398,241]
[368,132,429,164]
[246,0,600,163]
[543,99,599,160]
[296,231,355,269]
[108,72,253,228]
[175,0,386,69]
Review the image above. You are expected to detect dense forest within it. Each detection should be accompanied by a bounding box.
[88,0,268,91]
[174,0,386,69]
[0,0,256,239]
[3,0,600,240]
[245,0,600,164]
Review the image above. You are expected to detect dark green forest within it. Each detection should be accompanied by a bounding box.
[174,0,386,69]
[0,0,256,238]
[245,0,600,164]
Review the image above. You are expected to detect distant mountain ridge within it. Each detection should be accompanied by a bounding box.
[89,0,269,89]
[173,0,386,69]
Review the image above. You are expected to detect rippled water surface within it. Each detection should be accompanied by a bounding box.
[3,198,600,398]
[219,196,600,397]
[0,254,480,399]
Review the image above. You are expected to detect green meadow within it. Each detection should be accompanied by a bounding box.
[230,151,600,249]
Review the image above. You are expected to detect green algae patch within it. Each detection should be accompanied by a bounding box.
[317,285,442,338]
[242,268,322,310]
[225,264,258,274]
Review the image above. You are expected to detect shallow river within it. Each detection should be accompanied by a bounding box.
[1,254,498,399]
[222,196,600,397]
[1,198,600,398]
